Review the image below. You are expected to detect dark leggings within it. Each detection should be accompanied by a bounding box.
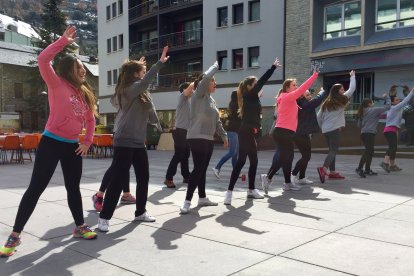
[384,131,398,160]
[99,164,130,193]
[165,128,190,180]
[358,133,376,171]
[185,139,214,201]
[100,146,149,219]
[267,128,295,183]
[13,136,84,233]
[228,126,258,191]
[292,134,312,179]
[323,129,340,171]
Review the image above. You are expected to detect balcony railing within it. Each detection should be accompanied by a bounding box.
[149,71,202,90]
[129,0,202,21]
[130,29,202,58]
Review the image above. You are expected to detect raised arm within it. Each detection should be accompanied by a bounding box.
[344,70,356,98]
[194,61,219,98]
[300,87,328,110]
[393,89,414,110]
[285,66,319,101]
[182,82,195,97]
[250,57,281,95]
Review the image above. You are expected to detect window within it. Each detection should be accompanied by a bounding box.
[107,38,111,53]
[119,34,124,50]
[249,1,260,21]
[184,19,201,43]
[324,1,361,39]
[118,0,123,15]
[106,5,111,20]
[233,4,244,25]
[376,0,414,30]
[14,83,23,99]
[217,51,228,70]
[248,46,259,67]
[217,7,228,27]
[232,49,243,69]
[113,69,118,85]
[112,36,118,51]
[112,2,117,18]
[107,70,112,85]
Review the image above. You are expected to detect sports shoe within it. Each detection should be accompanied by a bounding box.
[296,177,313,185]
[212,167,220,179]
[364,170,378,176]
[164,179,176,188]
[328,172,345,179]
[260,174,272,195]
[198,197,218,207]
[120,194,136,204]
[290,174,298,185]
[92,193,103,212]
[389,165,402,171]
[134,212,156,222]
[247,189,264,199]
[380,162,390,173]
[73,224,97,240]
[0,234,21,257]
[180,200,191,214]
[283,182,302,191]
[356,168,366,178]
[224,191,232,205]
[97,218,109,232]
[317,167,326,183]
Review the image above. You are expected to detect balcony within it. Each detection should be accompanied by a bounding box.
[129,0,202,21]
[159,0,202,10]
[149,71,202,91]
[130,29,202,58]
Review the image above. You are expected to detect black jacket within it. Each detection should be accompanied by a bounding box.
[295,90,328,135]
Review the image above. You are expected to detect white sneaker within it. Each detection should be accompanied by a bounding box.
[247,189,264,199]
[224,191,232,205]
[134,212,156,222]
[180,200,191,214]
[297,177,313,185]
[260,174,272,195]
[283,182,302,191]
[98,218,109,232]
[290,174,298,185]
[212,167,220,179]
[198,197,218,207]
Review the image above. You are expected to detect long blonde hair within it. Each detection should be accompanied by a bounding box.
[237,76,257,118]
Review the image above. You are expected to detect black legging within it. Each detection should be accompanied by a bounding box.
[13,136,84,233]
[384,131,398,160]
[99,164,130,193]
[100,146,149,220]
[228,126,258,191]
[165,128,190,180]
[358,133,376,171]
[292,134,311,179]
[185,139,214,201]
[267,127,295,183]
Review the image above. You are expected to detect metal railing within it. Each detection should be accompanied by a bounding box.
[149,71,202,90]
[129,0,202,20]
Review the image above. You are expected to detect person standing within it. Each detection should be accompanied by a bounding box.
[224,58,281,205]
[212,90,241,179]
[0,26,98,257]
[356,94,390,177]
[180,61,228,214]
[164,82,194,188]
[380,88,414,172]
[261,67,319,193]
[316,70,356,183]
[97,46,170,232]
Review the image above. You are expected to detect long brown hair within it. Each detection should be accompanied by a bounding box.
[320,83,349,112]
[277,78,296,99]
[357,98,372,120]
[57,55,98,117]
[237,76,256,118]
[114,59,151,109]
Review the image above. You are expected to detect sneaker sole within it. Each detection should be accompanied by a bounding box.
[73,233,98,239]
[119,200,136,205]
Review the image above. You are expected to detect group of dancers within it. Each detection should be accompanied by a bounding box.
[1,26,413,257]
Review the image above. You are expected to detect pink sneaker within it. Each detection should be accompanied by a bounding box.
[328,172,345,179]
[92,193,103,212]
[120,194,136,204]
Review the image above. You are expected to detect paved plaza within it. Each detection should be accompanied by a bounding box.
[1,148,414,275]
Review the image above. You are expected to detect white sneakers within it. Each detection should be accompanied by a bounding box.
[247,189,264,199]
[198,197,218,207]
[98,218,109,232]
[296,177,313,185]
[134,212,156,222]
[212,167,220,179]
[180,200,191,214]
[283,182,302,191]
[260,174,272,195]
[224,191,232,205]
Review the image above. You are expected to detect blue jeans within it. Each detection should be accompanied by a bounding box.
[215,131,238,170]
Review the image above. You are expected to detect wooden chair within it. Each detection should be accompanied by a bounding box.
[21,135,39,163]
[0,135,22,164]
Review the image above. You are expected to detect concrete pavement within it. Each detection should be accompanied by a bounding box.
[1,148,414,275]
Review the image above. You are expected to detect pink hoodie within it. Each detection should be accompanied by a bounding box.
[38,36,95,146]
[275,72,318,132]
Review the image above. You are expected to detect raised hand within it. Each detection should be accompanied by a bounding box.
[213,61,219,68]
[273,57,281,68]
[160,46,170,63]
[139,56,146,65]
[313,65,319,74]
[350,70,355,76]
[63,26,77,43]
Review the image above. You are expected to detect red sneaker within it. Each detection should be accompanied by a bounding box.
[317,167,326,183]
[92,193,103,212]
[328,172,345,179]
[164,179,176,188]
